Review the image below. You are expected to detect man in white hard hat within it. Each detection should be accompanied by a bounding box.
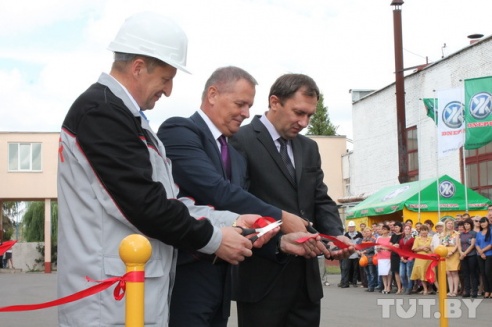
[57,12,260,326]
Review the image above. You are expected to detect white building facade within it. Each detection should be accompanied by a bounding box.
[347,35,492,201]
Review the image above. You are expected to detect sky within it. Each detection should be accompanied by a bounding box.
[1,0,490,140]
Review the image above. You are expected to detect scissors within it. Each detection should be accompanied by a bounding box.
[212,220,282,264]
[235,220,282,243]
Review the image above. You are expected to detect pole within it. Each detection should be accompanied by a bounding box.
[392,1,408,183]
[434,245,449,327]
[462,146,469,211]
[119,234,152,327]
[434,95,442,221]
[44,199,52,273]
[417,98,423,222]
[0,200,3,244]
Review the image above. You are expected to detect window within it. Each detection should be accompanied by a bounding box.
[465,142,492,200]
[344,178,350,196]
[407,127,419,180]
[8,143,42,171]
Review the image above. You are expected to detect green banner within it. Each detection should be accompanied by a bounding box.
[423,98,438,125]
[464,76,492,149]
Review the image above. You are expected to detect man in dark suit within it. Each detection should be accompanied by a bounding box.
[157,67,329,327]
[229,73,346,327]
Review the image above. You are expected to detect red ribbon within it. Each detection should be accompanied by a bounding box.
[252,216,276,228]
[0,240,17,256]
[0,271,144,312]
[297,234,444,284]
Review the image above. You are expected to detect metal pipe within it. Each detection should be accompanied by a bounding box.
[392,1,409,183]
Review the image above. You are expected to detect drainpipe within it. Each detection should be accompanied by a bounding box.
[391,0,408,183]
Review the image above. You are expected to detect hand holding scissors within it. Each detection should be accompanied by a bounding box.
[213,218,282,264]
[235,220,282,244]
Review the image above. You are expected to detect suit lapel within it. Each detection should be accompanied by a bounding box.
[191,112,234,181]
[190,112,219,152]
[252,117,297,187]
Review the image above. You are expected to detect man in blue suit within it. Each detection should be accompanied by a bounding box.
[158,66,330,327]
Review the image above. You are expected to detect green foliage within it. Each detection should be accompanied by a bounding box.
[24,263,41,273]
[1,202,16,241]
[3,227,13,241]
[35,243,57,267]
[22,201,58,244]
[2,202,17,217]
[307,93,339,136]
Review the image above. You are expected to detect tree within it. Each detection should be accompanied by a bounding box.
[22,201,58,266]
[1,202,16,241]
[22,201,58,243]
[307,93,338,136]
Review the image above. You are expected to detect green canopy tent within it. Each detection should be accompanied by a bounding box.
[346,175,491,221]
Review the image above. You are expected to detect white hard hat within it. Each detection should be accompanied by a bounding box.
[108,12,190,73]
[347,221,356,227]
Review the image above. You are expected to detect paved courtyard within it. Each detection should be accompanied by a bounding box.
[0,272,489,326]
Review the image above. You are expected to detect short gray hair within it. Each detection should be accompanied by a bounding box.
[112,52,168,73]
[201,66,257,101]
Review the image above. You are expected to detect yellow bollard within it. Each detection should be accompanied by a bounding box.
[119,234,152,327]
[434,245,448,327]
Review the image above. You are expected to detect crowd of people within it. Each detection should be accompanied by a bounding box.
[339,206,492,299]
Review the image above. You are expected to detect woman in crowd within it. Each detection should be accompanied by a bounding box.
[390,222,403,294]
[376,225,392,294]
[441,218,461,297]
[475,217,492,298]
[457,218,479,298]
[430,221,445,293]
[412,222,422,238]
[359,227,377,292]
[473,217,481,232]
[456,221,465,295]
[410,225,432,295]
[472,216,484,295]
[399,224,415,295]
[424,219,435,236]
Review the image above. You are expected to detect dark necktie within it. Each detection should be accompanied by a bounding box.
[218,135,231,180]
[278,138,296,184]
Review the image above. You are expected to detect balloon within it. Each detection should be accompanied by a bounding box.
[372,253,378,265]
[359,254,368,267]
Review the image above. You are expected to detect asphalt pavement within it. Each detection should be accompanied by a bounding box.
[0,272,490,326]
